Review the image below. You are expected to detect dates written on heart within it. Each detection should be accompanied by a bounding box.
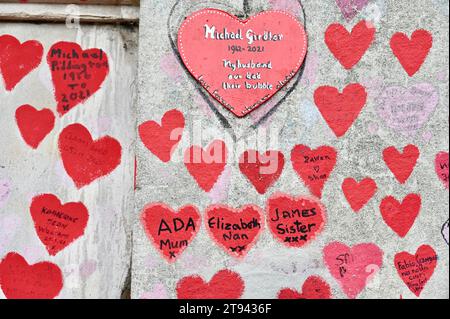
[178,9,307,117]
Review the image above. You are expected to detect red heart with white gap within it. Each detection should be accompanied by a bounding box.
[383,144,419,184]
[47,41,109,116]
[178,9,307,117]
[30,194,89,256]
[58,123,122,188]
[379,194,421,238]
[205,204,264,258]
[140,203,201,263]
[15,104,55,149]
[266,193,326,248]
[291,144,338,198]
[0,252,63,299]
[342,177,377,212]
[394,245,437,297]
[278,275,332,299]
[0,34,43,91]
[239,150,285,194]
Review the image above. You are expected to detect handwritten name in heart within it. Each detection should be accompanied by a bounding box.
[178,9,307,117]
[267,193,326,247]
[47,41,109,116]
[30,194,89,256]
[140,203,201,262]
[394,245,438,297]
[435,151,449,189]
[206,204,264,258]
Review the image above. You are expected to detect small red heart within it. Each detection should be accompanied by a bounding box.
[58,123,122,188]
[140,203,201,262]
[390,30,432,77]
[138,109,185,163]
[47,41,109,116]
[291,144,337,198]
[325,20,375,70]
[30,194,89,256]
[0,252,63,299]
[184,139,227,192]
[380,194,421,238]
[266,193,326,248]
[394,245,437,297]
[314,83,367,137]
[176,269,244,299]
[0,35,43,91]
[278,276,332,299]
[239,150,285,194]
[15,104,55,149]
[383,144,419,184]
[342,177,377,212]
[205,204,264,258]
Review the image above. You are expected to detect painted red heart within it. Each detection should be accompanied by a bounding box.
[239,150,285,194]
[291,144,337,198]
[277,275,332,299]
[30,194,89,256]
[178,9,307,117]
[47,41,109,116]
[314,83,367,137]
[0,252,63,299]
[205,204,264,258]
[15,104,55,149]
[394,245,437,297]
[140,203,201,262]
[390,30,432,77]
[184,139,227,192]
[435,151,449,189]
[58,123,122,188]
[138,109,185,163]
[383,144,419,184]
[323,242,383,299]
[176,269,244,299]
[342,177,377,212]
[0,34,43,91]
[325,20,375,70]
[379,194,421,238]
[266,193,326,248]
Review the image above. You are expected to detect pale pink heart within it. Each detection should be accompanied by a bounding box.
[335,0,370,21]
[323,242,383,299]
[0,179,11,209]
[160,52,184,83]
[435,152,449,189]
[269,0,303,16]
[79,260,97,279]
[376,83,438,137]
[140,283,168,299]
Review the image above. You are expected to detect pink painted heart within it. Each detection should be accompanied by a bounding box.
[323,242,383,299]
[335,0,369,21]
[376,83,438,137]
[178,8,307,117]
[435,151,449,189]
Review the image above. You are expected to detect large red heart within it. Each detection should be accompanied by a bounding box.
[342,177,377,212]
[277,275,332,299]
[0,252,63,299]
[177,9,307,117]
[176,269,244,299]
[15,104,55,149]
[435,151,449,189]
[0,35,43,91]
[138,109,185,163]
[379,194,421,238]
[314,83,367,137]
[394,245,438,297]
[184,139,227,192]
[266,193,326,248]
[323,242,383,299]
[47,41,109,116]
[390,30,432,77]
[140,203,201,262]
[205,204,264,258]
[383,144,419,184]
[30,194,89,256]
[239,150,285,194]
[325,20,375,70]
[58,123,122,188]
[291,144,337,198]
